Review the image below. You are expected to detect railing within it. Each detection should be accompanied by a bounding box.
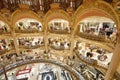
[0,48,15,55]
[50,45,70,50]
[48,29,71,34]
[15,29,43,33]
[0,49,8,55]
[97,62,108,69]
[78,32,110,42]
[114,72,120,80]
[0,59,85,80]
[19,45,45,49]
[0,30,11,35]
[79,54,97,65]
[75,51,107,72]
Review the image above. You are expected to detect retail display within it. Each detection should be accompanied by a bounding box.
[0,0,119,79]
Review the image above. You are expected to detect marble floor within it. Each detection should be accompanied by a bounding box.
[0,63,74,80]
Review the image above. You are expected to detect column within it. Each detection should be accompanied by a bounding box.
[11,31,19,62]
[105,43,120,80]
[44,24,48,51]
[69,22,74,57]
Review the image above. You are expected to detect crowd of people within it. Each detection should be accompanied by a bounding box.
[18,49,46,61]
[0,19,116,80]
[0,49,43,63]
[0,48,76,67]
[79,22,117,40]
[0,52,17,63]
[0,39,14,52]
[0,22,9,33]
[17,21,43,32]
[18,37,44,47]
[48,38,70,50]
[76,63,104,80]
[0,46,107,80]
[74,41,112,67]
[49,22,71,34]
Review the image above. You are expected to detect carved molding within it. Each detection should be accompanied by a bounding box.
[74,0,119,24]
[0,12,11,27]
[44,9,70,24]
[73,0,120,43]
[11,9,43,29]
[114,72,120,79]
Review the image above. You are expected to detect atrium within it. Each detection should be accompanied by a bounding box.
[0,0,120,80]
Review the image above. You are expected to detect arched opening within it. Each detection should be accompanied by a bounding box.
[73,8,118,79]
[15,18,43,33]
[76,16,117,43]
[48,19,71,34]
[0,21,14,56]
[0,21,11,34]
[13,18,45,61]
[47,19,71,61]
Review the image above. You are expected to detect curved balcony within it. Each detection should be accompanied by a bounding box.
[74,40,112,70]
[15,28,43,33]
[0,59,84,80]
[0,47,15,54]
[77,32,110,42]
[0,51,105,80]
[0,30,11,35]
[48,19,70,34]
[74,50,97,65]
[74,50,108,71]
[114,72,120,80]
[48,38,70,50]
[0,49,9,55]
[19,44,44,49]
[74,61,105,79]
[15,20,43,33]
[18,37,44,49]
[0,21,11,35]
[49,44,70,50]
[48,26,71,34]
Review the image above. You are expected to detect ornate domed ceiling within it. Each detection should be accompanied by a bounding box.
[0,0,119,13]
[0,0,119,80]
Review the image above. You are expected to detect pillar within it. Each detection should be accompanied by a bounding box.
[11,31,19,62]
[44,24,48,51]
[69,21,74,57]
[70,34,74,56]
[105,43,120,80]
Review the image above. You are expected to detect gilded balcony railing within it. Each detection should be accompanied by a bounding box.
[0,30,11,35]
[77,32,111,42]
[75,50,108,71]
[19,44,44,49]
[15,29,43,33]
[0,59,84,80]
[48,29,71,34]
